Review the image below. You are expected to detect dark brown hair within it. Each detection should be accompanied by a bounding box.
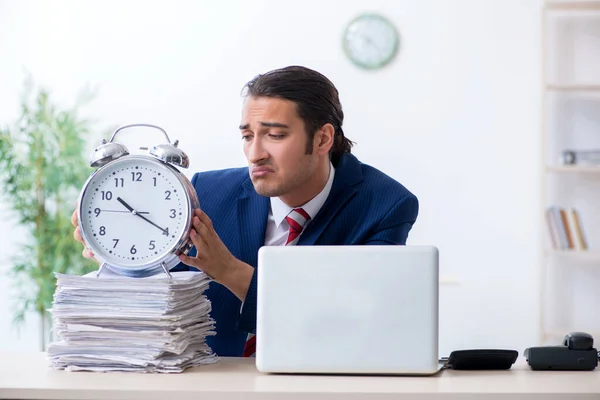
[242,66,354,167]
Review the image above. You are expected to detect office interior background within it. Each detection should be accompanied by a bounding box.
[1,0,599,358]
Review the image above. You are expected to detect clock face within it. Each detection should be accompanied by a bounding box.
[79,156,191,270]
[342,13,399,70]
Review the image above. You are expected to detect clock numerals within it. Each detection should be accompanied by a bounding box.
[101,190,112,201]
[107,239,160,254]
[86,164,185,263]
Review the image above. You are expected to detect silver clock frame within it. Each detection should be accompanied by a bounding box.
[76,124,199,278]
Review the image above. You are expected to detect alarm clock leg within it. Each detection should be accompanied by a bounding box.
[96,263,108,278]
[161,262,172,279]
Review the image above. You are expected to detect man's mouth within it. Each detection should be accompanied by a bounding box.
[251,166,274,177]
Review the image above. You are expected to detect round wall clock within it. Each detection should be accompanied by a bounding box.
[342,13,400,70]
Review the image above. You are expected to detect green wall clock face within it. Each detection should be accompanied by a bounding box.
[342,13,400,70]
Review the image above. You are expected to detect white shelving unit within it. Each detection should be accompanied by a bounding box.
[546,165,600,174]
[541,1,600,344]
[546,249,600,262]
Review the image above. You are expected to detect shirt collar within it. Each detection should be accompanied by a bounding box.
[270,162,336,228]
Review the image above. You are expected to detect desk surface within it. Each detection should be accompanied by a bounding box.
[0,352,599,400]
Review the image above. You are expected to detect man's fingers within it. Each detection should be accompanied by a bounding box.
[73,202,99,265]
[180,209,216,274]
[179,253,198,268]
[178,247,203,270]
[193,215,213,240]
[178,252,214,280]
[74,226,84,243]
[197,209,213,230]
[71,209,78,227]
[82,248,94,259]
[190,228,208,255]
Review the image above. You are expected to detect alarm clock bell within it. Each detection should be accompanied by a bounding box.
[89,123,189,169]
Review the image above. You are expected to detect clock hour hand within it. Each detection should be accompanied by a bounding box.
[116,197,168,235]
[116,197,135,213]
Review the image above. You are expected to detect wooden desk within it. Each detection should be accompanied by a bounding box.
[0,352,599,399]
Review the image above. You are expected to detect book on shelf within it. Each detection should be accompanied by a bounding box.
[562,150,600,166]
[546,206,588,251]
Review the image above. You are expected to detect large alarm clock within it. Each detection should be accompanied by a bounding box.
[77,124,199,278]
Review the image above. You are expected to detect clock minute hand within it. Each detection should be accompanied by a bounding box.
[116,197,168,235]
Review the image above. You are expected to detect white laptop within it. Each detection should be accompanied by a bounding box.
[255,245,441,375]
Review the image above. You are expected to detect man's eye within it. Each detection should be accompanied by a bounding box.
[268,134,285,139]
[242,135,253,141]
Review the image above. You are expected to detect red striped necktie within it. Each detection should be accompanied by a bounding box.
[242,207,311,357]
[284,207,311,245]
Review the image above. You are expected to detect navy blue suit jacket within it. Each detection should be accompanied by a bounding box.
[177,153,418,356]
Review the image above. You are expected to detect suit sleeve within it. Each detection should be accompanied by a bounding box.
[363,192,419,245]
[237,269,258,334]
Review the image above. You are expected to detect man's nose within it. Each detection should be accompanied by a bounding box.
[247,137,268,163]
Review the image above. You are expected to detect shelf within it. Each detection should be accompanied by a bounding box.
[439,277,460,286]
[546,165,600,173]
[546,250,600,262]
[546,1,600,11]
[546,84,600,92]
[541,0,600,348]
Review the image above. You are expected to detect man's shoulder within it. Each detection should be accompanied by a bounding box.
[340,154,415,200]
[190,166,249,189]
[360,164,414,198]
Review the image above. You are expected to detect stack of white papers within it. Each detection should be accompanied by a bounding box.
[47,269,217,373]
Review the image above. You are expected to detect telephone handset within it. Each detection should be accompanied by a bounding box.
[525,331,598,371]
[563,331,594,350]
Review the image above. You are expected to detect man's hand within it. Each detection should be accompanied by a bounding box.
[71,207,98,263]
[179,209,254,301]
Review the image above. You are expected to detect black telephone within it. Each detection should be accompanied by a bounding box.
[525,332,599,371]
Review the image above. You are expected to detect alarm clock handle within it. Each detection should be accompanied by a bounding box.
[105,123,190,168]
[109,123,173,144]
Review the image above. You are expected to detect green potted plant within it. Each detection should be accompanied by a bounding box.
[0,78,100,350]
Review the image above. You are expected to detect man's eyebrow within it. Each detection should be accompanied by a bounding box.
[238,121,289,130]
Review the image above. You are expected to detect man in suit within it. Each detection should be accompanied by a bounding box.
[73,65,418,357]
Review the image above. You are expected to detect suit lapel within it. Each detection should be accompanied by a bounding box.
[298,154,363,245]
[237,179,270,267]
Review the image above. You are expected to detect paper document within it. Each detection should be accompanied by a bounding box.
[47,269,217,373]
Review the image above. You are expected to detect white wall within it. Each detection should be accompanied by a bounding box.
[0,0,543,357]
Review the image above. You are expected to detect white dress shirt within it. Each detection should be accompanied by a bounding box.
[240,163,336,317]
[264,162,335,246]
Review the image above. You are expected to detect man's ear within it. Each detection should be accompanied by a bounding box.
[315,123,335,156]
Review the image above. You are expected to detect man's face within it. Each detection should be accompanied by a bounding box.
[240,96,319,200]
